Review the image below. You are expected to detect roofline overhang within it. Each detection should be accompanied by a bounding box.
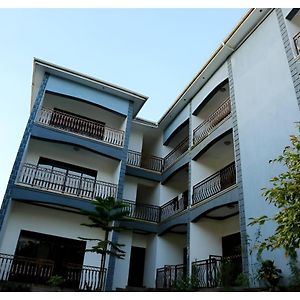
[31,58,148,118]
[157,8,273,129]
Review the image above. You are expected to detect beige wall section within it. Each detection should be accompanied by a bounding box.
[0,201,104,268]
[23,139,121,184]
[190,215,240,262]
[42,93,127,131]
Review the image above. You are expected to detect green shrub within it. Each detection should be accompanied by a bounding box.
[0,281,31,292]
[257,260,282,291]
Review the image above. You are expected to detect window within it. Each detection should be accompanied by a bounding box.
[33,157,98,198]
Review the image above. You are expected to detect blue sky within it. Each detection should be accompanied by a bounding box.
[0,8,248,203]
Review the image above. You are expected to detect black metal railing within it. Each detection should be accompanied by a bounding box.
[192,162,236,205]
[164,137,189,170]
[156,264,186,289]
[294,32,300,55]
[193,97,231,147]
[0,253,106,291]
[160,193,188,222]
[127,150,164,172]
[18,163,118,200]
[192,255,242,288]
[37,107,124,147]
[122,200,161,223]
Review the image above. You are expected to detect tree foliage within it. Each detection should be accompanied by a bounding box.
[249,124,300,258]
[79,196,130,258]
[79,196,130,290]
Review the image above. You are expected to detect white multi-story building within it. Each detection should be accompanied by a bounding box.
[0,8,299,291]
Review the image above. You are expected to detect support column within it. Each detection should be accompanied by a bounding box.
[105,101,134,291]
[0,73,49,245]
[275,8,300,109]
[227,58,249,276]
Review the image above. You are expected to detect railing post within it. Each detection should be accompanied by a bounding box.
[206,259,209,288]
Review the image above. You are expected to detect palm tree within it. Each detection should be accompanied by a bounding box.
[79,196,130,291]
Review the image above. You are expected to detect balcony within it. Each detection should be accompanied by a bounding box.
[192,162,236,206]
[193,97,231,147]
[160,193,188,222]
[191,255,242,288]
[0,253,106,291]
[123,200,161,223]
[127,150,164,173]
[17,163,118,200]
[164,137,189,170]
[37,107,125,148]
[294,32,300,56]
[294,32,300,74]
[156,264,186,289]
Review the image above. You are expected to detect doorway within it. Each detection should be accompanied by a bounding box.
[127,246,146,287]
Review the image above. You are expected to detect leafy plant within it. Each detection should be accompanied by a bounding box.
[216,260,239,288]
[47,275,65,287]
[288,256,300,287]
[79,196,130,290]
[249,124,300,258]
[234,273,249,287]
[174,268,199,291]
[257,260,282,290]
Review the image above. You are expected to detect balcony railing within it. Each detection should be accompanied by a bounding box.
[122,200,161,223]
[0,253,106,291]
[294,32,300,55]
[193,97,231,147]
[160,193,188,222]
[156,264,186,289]
[192,162,236,206]
[37,107,124,147]
[164,137,189,170]
[127,150,164,173]
[18,163,118,200]
[191,255,242,288]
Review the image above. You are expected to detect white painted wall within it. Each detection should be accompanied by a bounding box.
[160,168,188,206]
[123,175,160,206]
[0,201,104,268]
[162,124,189,157]
[112,230,133,290]
[191,63,228,114]
[23,139,120,184]
[42,93,126,131]
[156,233,186,268]
[128,125,143,153]
[192,83,230,132]
[123,176,138,201]
[231,10,300,277]
[143,234,157,288]
[190,215,240,262]
[191,134,234,187]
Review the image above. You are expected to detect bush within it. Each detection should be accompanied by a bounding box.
[257,260,282,291]
[0,281,31,292]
